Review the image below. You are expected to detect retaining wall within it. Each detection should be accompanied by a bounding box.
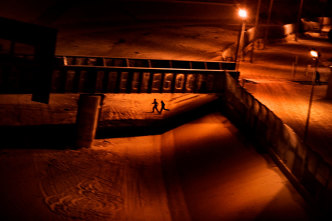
[223,73,332,217]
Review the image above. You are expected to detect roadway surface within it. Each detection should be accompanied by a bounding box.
[240,37,332,165]
[0,112,313,220]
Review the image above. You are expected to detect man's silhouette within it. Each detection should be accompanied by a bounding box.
[159,100,169,114]
[152,99,159,113]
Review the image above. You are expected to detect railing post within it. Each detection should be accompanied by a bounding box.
[76,94,103,148]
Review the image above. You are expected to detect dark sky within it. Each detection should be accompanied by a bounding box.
[178,0,331,23]
[0,0,330,26]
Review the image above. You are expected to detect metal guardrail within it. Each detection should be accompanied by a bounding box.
[56,56,236,71]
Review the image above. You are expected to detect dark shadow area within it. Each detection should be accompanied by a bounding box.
[0,124,76,149]
[293,80,328,85]
[300,34,332,43]
[254,186,316,221]
[315,97,332,104]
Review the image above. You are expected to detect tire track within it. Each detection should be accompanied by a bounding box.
[36,149,124,220]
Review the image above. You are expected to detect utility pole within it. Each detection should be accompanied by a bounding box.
[250,0,262,63]
[264,0,274,49]
[304,50,319,142]
[295,0,304,41]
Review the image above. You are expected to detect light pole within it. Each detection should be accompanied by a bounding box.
[235,8,248,71]
[304,49,320,142]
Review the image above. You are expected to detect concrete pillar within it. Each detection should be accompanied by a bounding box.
[76,94,102,148]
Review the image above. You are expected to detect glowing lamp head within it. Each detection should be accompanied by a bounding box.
[310,50,319,59]
[238,9,248,19]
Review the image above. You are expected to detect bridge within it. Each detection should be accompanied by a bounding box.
[0,16,330,220]
[1,54,238,95]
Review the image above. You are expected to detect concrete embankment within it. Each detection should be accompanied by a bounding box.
[160,112,312,220]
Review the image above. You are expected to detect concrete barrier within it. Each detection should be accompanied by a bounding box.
[76,94,102,148]
[223,73,332,217]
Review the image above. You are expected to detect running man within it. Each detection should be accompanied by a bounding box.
[159,100,169,114]
[152,99,159,113]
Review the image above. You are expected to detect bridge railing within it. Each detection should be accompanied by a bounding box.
[56,56,236,71]
[51,66,228,94]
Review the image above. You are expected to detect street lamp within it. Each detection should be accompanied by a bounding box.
[235,8,248,71]
[310,50,319,59]
[304,49,320,141]
[238,9,248,19]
